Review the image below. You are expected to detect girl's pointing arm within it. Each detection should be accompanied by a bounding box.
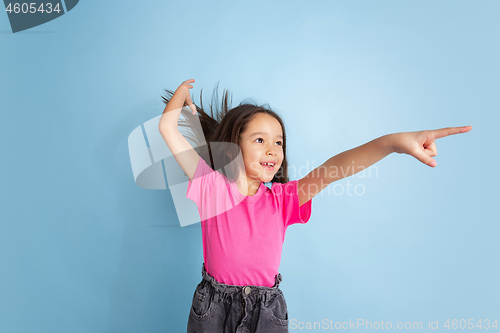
[297,135,393,206]
[297,126,472,206]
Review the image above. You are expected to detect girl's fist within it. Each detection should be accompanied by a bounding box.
[178,79,196,115]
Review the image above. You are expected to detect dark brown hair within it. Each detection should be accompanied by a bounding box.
[161,83,290,184]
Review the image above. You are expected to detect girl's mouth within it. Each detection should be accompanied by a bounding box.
[260,162,275,170]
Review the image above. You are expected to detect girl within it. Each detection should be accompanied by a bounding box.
[158,79,472,333]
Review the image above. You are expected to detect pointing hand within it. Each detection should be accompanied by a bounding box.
[389,126,473,167]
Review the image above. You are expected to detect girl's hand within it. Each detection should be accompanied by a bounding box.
[389,126,473,167]
[176,79,197,115]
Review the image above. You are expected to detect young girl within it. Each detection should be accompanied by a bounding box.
[158,79,472,333]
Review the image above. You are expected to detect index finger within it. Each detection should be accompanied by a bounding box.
[431,125,472,139]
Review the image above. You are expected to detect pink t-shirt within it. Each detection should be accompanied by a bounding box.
[186,157,312,287]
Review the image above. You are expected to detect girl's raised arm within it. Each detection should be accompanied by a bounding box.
[158,79,200,181]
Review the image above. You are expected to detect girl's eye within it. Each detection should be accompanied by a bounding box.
[255,138,283,146]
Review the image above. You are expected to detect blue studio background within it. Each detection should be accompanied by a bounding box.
[1,1,499,332]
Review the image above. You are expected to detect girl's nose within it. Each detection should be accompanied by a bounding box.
[266,143,278,156]
[267,148,277,156]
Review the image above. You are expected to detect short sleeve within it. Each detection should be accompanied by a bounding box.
[278,180,312,228]
[186,157,213,207]
[186,157,236,221]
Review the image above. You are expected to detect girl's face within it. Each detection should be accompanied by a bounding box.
[239,113,284,183]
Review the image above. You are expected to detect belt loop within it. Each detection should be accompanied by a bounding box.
[274,273,280,288]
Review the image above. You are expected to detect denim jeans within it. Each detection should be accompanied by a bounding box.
[187,263,289,333]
